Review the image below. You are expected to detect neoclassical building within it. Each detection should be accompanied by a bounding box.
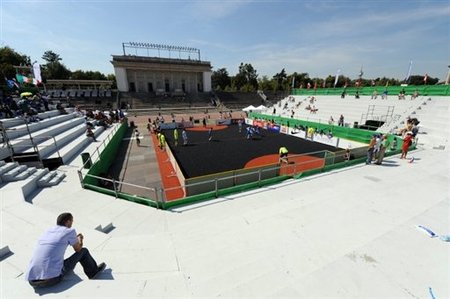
[111,55,212,95]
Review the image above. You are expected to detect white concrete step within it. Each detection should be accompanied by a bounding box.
[1,168,50,201]
[0,162,19,176]
[8,117,86,153]
[3,114,77,140]
[1,165,34,182]
[20,123,88,158]
[37,171,66,187]
[47,126,104,164]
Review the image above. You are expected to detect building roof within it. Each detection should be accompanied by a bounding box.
[111,55,212,71]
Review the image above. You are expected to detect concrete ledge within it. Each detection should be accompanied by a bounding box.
[95,223,115,234]
[0,246,13,261]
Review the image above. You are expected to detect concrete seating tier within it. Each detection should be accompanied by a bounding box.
[1,109,118,200]
[0,110,61,130]
[264,95,424,132]
[215,91,264,109]
[408,97,449,149]
[47,125,104,164]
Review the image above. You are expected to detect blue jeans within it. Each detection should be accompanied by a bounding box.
[29,248,99,288]
[366,148,374,164]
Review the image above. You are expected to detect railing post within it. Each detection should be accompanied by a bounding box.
[77,170,84,188]
[155,188,160,209]
[160,188,166,208]
[112,178,118,199]
[215,178,219,198]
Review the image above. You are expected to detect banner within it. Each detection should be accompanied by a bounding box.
[334,69,341,87]
[404,60,413,82]
[33,62,42,83]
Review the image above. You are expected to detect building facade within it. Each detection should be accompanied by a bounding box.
[111,55,212,94]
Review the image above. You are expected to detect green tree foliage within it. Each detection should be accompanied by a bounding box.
[258,75,276,91]
[233,63,258,91]
[290,72,310,88]
[408,75,439,85]
[71,70,107,80]
[41,50,71,80]
[0,46,30,84]
[42,50,62,64]
[211,68,231,90]
[107,74,117,88]
[273,68,287,91]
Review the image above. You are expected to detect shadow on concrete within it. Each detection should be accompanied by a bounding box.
[108,127,134,188]
[33,275,82,295]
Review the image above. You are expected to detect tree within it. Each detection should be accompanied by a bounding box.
[211,68,231,91]
[408,75,439,85]
[42,51,62,64]
[273,68,287,91]
[41,50,70,80]
[288,72,310,88]
[258,75,276,91]
[0,46,30,84]
[71,70,107,80]
[233,63,258,91]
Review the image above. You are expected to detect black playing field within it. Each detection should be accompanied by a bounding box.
[162,124,341,178]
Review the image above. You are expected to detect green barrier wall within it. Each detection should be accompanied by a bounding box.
[83,121,128,186]
[249,112,406,152]
[292,85,450,96]
[249,112,377,144]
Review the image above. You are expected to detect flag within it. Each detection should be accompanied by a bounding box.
[6,78,19,89]
[33,62,42,84]
[313,81,317,90]
[291,76,295,89]
[15,74,34,85]
[322,80,326,88]
[423,73,428,83]
[334,69,341,87]
[307,82,311,89]
[371,80,375,86]
[358,65,364,78]
[404,60,413,82]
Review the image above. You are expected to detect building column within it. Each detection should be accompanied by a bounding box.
[203,71,212,92]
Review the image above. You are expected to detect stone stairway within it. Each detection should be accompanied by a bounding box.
[0,108,116,199]
[0,160,66,199]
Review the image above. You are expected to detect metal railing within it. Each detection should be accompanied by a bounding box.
[78,149,355,209]
[78,123,122,173]
[6,135,61,159]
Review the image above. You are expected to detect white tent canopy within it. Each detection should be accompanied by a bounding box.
[242,105,267,112]
[242,105,256,112]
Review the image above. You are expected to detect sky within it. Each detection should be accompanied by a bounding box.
[1,0,449,81]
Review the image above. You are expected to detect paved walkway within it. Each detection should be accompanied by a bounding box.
[109,115,161,199]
